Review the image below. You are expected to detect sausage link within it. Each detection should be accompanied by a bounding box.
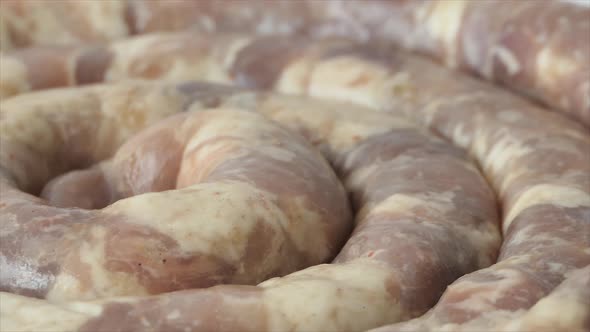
[3,0,586,124]
[0,83,352,301]
[0,81,499,331]
[359,0,590,127]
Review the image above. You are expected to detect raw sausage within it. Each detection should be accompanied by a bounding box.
[0,81,500,331]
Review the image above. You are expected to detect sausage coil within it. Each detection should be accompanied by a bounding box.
[0,2,588,332]
[1,82,500,331]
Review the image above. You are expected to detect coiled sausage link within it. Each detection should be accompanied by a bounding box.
[1,30,588,330]
[0,5,588,331]
[0,81,500,331]
[0,84,352,301]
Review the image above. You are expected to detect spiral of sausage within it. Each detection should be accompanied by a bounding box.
[2,32,581,331]
[0,81,500,331]
[0,84,354,301]
[0,3,588,332]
